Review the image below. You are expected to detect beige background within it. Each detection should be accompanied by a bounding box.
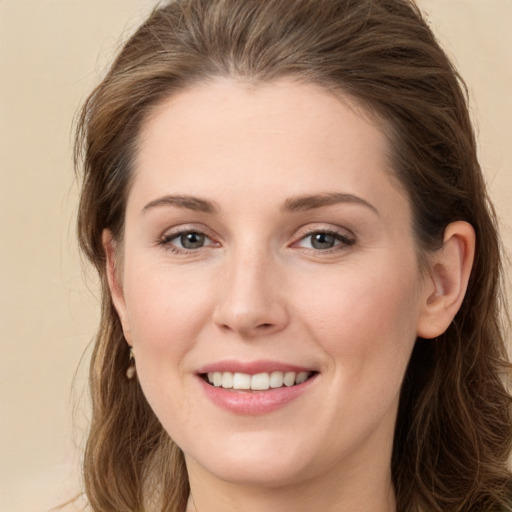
[1,1,511,511]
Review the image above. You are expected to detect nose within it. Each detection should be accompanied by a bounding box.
[212,247,289,339]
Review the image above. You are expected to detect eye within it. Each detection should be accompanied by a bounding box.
[177,231,206,249]
[295,230,355,251]
[160,230,216,252]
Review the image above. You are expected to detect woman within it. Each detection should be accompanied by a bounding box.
[75,0,512,510]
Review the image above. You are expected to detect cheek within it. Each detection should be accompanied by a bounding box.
[289,260,422,452]
[295,258,422,378]
[122,260,215,362]
[120,261,218,427]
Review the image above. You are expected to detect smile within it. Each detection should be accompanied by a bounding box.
[205,371,314,391]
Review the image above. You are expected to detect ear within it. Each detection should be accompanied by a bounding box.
[416,221,475,339]
[102,229,132,346]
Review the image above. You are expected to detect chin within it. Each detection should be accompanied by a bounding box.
[183,431,318,488]
[196,458,309,488]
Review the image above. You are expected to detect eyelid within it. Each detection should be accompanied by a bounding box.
[292,223,355,242]
[290,224,356,251]
[162,230,214,245]
[159,222,214,239]
[155,223,355,253]
[157,224,220,252]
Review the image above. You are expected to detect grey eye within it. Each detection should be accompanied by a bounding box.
[180,232,205,249]
[310,232,338,250]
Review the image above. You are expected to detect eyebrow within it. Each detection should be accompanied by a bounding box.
[281,192,379,216]
[141,192,379,216]
[142,195,219,215]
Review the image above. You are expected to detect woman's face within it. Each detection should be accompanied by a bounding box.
[110,79,432,489]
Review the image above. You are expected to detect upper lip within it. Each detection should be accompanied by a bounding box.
[197,360,317,375]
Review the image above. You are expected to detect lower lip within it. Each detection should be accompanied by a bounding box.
[198,374,318,415]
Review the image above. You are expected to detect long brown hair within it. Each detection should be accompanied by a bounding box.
[75,0,512,510]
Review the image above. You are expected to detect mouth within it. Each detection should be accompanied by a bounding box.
[201,370,318,391]
[197,363,319,414]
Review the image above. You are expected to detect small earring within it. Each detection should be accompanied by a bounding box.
[126,347,136,379]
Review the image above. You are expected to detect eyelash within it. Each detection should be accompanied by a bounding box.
[157,228,355,255]
[158,229,218,254]
[292,229,355,252]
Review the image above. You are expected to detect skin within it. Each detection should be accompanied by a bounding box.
[105,79,475,512]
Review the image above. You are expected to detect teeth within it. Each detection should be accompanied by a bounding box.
[232,372,251,389]
[206,371,312,390]
[251,373,270,390]
[221,372,233,389]
[213,372,222,387]
[269,371,284,388]
[283,372,295,387]
[295,371,309,384]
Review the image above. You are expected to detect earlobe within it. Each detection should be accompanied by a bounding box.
[102,229,132,345]
[416,221,475,339]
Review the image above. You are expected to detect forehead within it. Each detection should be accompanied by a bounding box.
[130,78,407,221]
[137,79,388,161]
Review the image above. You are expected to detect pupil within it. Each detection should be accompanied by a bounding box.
[312,233,335,249]
[181,232,205,249]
